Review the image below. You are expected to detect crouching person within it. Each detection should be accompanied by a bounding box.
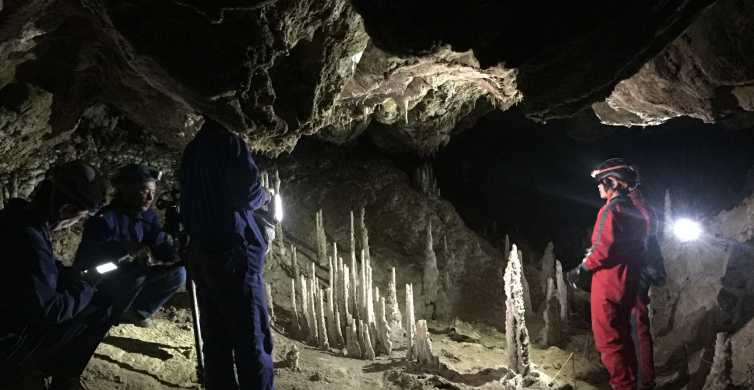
[75,163,186,328]
[0,161,116,389]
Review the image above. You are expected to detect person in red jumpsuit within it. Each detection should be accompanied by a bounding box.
[568,158,647,390]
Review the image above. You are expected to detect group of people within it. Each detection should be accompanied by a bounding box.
[0,112,661,390]
[0,120,275,390]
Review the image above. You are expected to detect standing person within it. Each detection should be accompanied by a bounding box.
[75,163,186,328]
[627,175,666,390]
[179,119,273,390]
[0,161,115,390]
[568,158,647,390]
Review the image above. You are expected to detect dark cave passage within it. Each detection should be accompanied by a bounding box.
[434,109,754,267]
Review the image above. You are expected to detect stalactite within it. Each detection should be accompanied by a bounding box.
[415,320,440,368]
[346,315,362,358]
[414,162,441,197]
[504,244,531,375]
[317,287,330,350]
[539,277,561,346]
[555,260,569,331]
[422,219,439,319]
[702,332,733,390]
[359,319,376,360]
[406,283,417,360]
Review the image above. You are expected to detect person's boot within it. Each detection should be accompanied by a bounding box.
[120,310,152,328]
[47,376,90,390]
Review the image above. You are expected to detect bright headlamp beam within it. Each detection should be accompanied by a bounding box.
[274,193,284,223]
[673,218,702,242]
[95,262,118,274]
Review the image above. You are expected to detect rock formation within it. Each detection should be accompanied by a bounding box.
[406,283,417,360]
[422,220,440,319]
[555,260,569,331]
[414,320,440,369]
[702,333,733,390]
[504,244,530,375]
[539,278,561,346]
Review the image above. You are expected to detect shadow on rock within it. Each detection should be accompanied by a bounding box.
[103,335,174,360]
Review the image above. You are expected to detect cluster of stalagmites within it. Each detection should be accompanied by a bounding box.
[275,207,439,366]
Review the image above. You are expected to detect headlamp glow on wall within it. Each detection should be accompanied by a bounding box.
[273,193,284,223]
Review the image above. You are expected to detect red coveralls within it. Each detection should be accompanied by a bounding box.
[582,193,646,390]
[629,190,657,389]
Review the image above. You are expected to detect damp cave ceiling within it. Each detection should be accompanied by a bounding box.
[1,0,753,176]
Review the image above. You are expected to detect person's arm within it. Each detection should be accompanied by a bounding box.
[229,134,269,211]
[21,228,96,324]
[142,210,179,264]
[583,202,624,272]
[74,214,130,270]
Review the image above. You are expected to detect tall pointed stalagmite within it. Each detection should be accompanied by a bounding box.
[386,267,403,339]
[539,277,561,346]
[291,278,300,332]
[504,244,531,375]
[346,316,362,358]
[415,320,440,368]
[702,332,733,390]
[555,260,569,330]
[405,283,417,360]
[266,283,275,326]
[358,207,370,263]
[422,219,440,319]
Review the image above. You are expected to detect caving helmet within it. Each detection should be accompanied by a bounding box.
[112,163,162,187]
[47,160,108,215]
[590,158,639,190]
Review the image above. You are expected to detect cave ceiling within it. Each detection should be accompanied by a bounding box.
[1,0,753,177]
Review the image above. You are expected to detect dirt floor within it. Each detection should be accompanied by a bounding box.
[75,300,610,390]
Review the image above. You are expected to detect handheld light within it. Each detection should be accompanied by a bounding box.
[95,262,118,274]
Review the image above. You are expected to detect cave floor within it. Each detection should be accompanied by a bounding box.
[74,304,610,389]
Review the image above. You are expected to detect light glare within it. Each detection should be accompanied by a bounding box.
[274,193,284,223]
[96,262,118,274]
[673,218,702,242]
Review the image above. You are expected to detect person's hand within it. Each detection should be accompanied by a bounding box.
[566,263,593,292]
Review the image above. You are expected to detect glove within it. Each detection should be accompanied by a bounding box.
[566,263,593,292]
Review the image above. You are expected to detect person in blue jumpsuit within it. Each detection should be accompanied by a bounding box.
[75,164,186,327]
[0,161,118,390]
[179,119,273,390]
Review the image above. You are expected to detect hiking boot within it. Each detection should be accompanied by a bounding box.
[120,310,152,328]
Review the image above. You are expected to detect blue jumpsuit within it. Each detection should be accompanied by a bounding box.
[75,202,186,321]
[180,125,273,390]
[0,199,120,385]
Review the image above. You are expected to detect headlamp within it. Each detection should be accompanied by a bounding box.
[673,218,702,242]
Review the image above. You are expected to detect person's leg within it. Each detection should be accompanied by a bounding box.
[130,265,187,319]
[192,256,238,390]
[632,295,655,390]
[592,296,637,390]
[232,271,274,390]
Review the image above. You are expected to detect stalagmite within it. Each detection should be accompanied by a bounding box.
[376,297,392,355]
[539,277,561,346]
[555,260,569,330]
[317,287,330,350]
[360,249,368,321]
[265,283,275,325]
[702,332,733,390]
[540,241,555,292]
[350,247,359,321]
[386,267,403,336]
[422,220,440,319]
[358,207,370,262]
[335,308,344,353]
[342,264,351,322]
[519,249,533,315]
[350,210,356,267]
[315,210,327,266]
[291,245,299,281]
[345,316,362,358]
[291,279,300,332]
[405,283,417,360]
[415,320,440,368]
[327,287,344,348]
[309,275,319,344]
[504,244,531,375]
[664,190,673,238]
[359,319,376,360]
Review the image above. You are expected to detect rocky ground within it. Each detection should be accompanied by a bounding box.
[78,301,610,390]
